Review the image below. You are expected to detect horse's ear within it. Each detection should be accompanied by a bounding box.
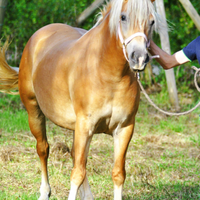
[151,0,155,2]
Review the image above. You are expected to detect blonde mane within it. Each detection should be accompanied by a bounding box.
[96,0,160,35]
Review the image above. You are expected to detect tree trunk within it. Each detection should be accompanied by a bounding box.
[155,0,179,110]
[77,0,104,25]
[0,0,7,35]
[179,0,200,31]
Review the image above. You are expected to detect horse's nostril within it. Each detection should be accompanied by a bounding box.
[145,54,149,63]
[131,52,136,63]
[130,52,149,65]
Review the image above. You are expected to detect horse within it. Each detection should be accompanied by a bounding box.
[0,0,160,199]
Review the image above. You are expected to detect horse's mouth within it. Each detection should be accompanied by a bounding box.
[129,63,147,72]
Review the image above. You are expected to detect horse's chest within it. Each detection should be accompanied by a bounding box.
[94,98,137,134]
[110,103,134,126]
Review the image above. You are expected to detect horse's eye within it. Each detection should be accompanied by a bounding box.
[150,20,155,26]
[121,15,127,21]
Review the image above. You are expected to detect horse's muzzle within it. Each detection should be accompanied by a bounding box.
[129,52,149,72]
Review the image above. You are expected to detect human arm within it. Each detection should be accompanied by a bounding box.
[148,40,190,70]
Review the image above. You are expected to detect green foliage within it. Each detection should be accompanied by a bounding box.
[157,0,200,53]
[2,0,97,65]
[2,0,200,57]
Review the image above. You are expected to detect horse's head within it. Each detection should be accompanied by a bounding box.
[109,0,158,72]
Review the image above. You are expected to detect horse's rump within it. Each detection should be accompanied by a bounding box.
[19,24,87,129]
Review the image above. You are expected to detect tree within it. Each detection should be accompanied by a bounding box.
[156,0,179,109]
[0,0,8,35]
[77,0,104,25]
[2,0,95,65]
[179,0,200,31]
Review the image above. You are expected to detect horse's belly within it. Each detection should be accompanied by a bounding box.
[46,105,76,129]
[39,99,76,129]
[34,83,76,130]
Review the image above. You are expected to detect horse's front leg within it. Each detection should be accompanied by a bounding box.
[71,131,94,200]
[112,122,135,200]
[68,117,93,200]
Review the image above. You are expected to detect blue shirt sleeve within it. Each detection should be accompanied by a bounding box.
[182,36,200,64]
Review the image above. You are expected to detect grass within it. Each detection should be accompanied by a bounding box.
[0,88,200,200]
[0,93,29,133]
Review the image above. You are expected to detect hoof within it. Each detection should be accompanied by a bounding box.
[79,193,94,200]
[39,184,51,200]
[38,194,49,200]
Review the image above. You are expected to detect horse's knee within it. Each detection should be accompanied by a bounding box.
[71,166,86,186]
[112,167,126,186]
[37,141,49,159]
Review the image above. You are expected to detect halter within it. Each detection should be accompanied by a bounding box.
[118,23,159,62]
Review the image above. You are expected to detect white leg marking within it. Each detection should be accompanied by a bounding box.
[68,181,79,200]
[114,185,123,200]
[79,175,94,200]
[38,175,51,200]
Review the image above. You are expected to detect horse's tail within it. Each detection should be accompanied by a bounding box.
[0,40,19,95]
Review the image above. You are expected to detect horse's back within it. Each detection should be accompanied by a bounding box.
[24,23,85,71]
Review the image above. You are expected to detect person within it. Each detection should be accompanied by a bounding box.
[148,36,200,69]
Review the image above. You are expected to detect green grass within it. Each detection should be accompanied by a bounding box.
[0,89,200,200]
[0,94,29,132]
[0,192,40,200]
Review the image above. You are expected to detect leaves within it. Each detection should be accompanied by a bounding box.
[158,0,200,53]
[1,0,98,65]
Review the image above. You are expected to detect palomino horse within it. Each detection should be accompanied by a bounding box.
[0,0,160,199]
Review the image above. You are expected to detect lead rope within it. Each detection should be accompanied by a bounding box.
[117,23,200,115]
[137,66,200,116]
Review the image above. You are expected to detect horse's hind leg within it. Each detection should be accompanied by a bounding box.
[18,40,50,200]
[22,96,51,200]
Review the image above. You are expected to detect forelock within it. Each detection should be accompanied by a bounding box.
[108,0,159,35]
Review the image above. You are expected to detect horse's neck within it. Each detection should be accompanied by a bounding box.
[85,18,128,79]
